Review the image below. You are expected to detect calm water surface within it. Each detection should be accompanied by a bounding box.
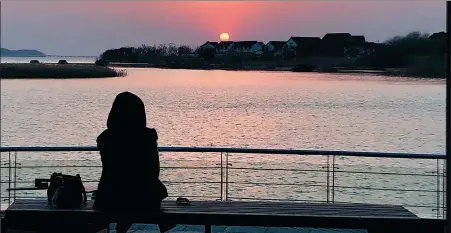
[0,68,446,217]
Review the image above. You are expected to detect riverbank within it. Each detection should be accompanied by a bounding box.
[0,63,126,79]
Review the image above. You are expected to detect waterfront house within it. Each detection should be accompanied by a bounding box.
[199,41,219,50]
[359,42,383,56]
[229,41,265,54]
[252,42,265,54]
[429,32,446,40]
[320,33,368,58]
[265,41,285,55]
[344,36,369,58]
[321,33,353,44]
[350,35,366,44]
[346,35,367,57]
[282,37,321,57]
[217,41,235,54]
[320,33,352,57]
[428,32,447,55]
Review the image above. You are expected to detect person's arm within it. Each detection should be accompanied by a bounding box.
[156,149,160,178]
[149,128,160,178]
[96,130,107,163]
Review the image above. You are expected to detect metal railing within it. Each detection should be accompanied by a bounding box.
[0,146,447,220]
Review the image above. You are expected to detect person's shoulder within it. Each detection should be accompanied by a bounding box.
[145,128,158,140]
[96,129,111,150]
[97,129,109,143]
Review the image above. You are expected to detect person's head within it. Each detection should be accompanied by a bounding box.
[107,92,146,130]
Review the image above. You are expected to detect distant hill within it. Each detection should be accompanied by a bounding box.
[1,48,46,57]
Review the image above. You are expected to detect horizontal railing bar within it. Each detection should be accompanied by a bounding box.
[1,165,445,178]
[334,186,445,193]
[5,183,446,193]
[2,181,221,185]
[161,181,222,184]
[7,181,443,193]
[229,168,326,172]
[0,181,98,184]
[10,195,221,200]
[167,195,221,199]
[3,167,441,177]
[330,201,447,209]
[0,146,445,159]
[227,197,329,203]
[2,168,443,178]
[9,166,218,170]
[12,166,102,168]
[334,170,441,177]
[227,182,444,192]
[227,181,325,187]
[0,181,31,184]
[163,166,219,169]
[229,167,440,177]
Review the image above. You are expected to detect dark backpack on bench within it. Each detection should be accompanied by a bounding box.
[47,173,87,208]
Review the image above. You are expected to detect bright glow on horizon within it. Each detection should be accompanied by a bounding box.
[220,33,230,41]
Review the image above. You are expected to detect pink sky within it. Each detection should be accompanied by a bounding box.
[1,1,446,56]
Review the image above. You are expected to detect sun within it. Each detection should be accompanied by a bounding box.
[219,33,230,41]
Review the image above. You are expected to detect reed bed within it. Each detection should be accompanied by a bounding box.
[0,63,127,79]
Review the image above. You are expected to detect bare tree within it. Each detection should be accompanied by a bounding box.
[178,45,193,56]
[167,43,178,57]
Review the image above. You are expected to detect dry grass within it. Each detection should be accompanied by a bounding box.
[0,63,127,79]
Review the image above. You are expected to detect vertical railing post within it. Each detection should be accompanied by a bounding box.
[14,151,17,202]
[0,150,2,210]
[442,161,448,218]
[332,155,336,203]
[326,155,330,203]
[220,152,223,201]
[8,151,11,206]
[436,159,440,219]
[225,152,229,201]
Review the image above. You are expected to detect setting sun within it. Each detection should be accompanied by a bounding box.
[220,33,230,41]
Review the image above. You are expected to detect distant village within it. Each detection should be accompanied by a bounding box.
[194,32,446,59]
[96,31,446,77]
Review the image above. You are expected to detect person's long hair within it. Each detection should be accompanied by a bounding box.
[107,92,146,130]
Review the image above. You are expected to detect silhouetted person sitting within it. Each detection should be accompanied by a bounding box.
[93,92,172,233]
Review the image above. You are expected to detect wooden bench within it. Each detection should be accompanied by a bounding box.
[1,199,446,233]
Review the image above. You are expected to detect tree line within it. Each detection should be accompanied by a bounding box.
[97,31,446,73]
[98,44,195,63]
[362,31,446,68]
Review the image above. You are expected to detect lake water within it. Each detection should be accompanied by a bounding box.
[0,67,446,218]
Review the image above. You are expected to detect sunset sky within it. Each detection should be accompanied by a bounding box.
[1,1,447,56]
